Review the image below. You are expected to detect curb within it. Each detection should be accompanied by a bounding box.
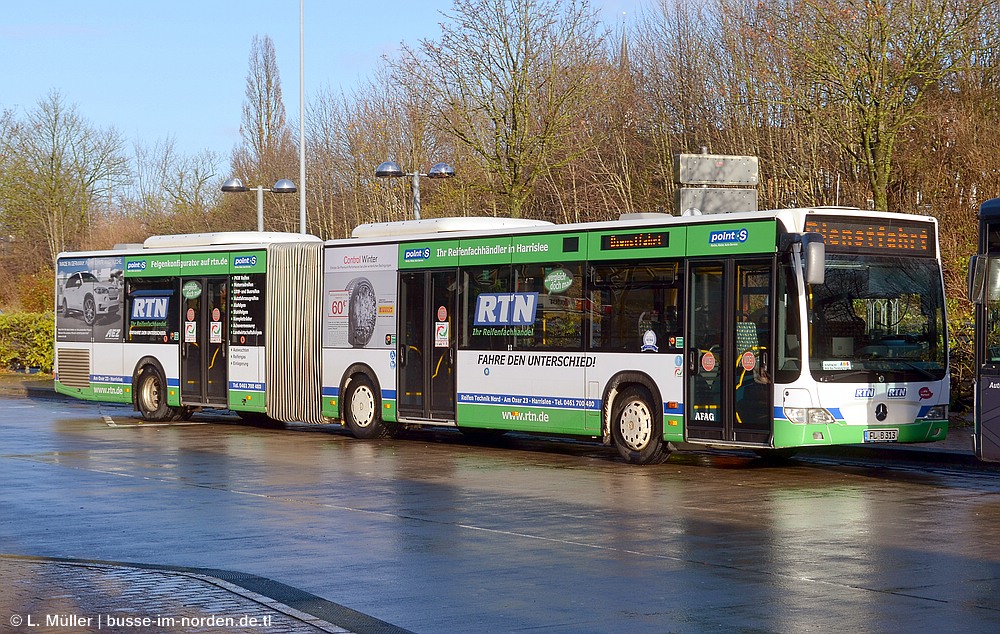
[1,554,415,634]
[0,376,61,400]
[803,444,980,466]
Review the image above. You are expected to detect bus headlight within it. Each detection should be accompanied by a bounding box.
[920,405,949,421]
[784,407,836,425]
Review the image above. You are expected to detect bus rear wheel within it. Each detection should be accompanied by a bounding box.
[135,366,177,422]
[611,386,670,465]
[344,375,395,439]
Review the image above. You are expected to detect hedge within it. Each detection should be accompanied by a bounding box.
[0,312,54,373]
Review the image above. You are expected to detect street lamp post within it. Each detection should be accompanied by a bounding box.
[375,161,456,220]
[221,178,297,232]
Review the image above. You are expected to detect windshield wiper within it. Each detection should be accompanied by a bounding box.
[879,359,942,381]
[816,370,876,383]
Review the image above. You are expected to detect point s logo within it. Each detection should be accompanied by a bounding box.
[404,247,431,262]
[126,260,147,271]
[233,255,257,268]
[708,228,749,247]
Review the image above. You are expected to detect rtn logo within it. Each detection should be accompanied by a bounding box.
[126,260,147,271]
[887,387,907,398]
[474,293,538,326]
[404,248,431,261]
[131,297,170,320]
[233,255,257,267]
[855,387,876,398]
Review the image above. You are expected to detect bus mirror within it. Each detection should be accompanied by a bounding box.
[802,232,825,286]
[988,258,1000,303]
[969,255,986,304]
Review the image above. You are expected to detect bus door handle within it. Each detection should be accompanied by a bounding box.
[757,349,771,384]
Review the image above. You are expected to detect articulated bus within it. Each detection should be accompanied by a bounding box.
[969,197,1000,461]
[55,207,950,464]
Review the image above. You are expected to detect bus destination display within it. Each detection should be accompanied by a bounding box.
[805,217,933,254]
[600,231,670,251]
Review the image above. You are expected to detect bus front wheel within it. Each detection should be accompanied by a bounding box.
[344,375,395,439]
[611,386,670,465]
[135,366,175,422]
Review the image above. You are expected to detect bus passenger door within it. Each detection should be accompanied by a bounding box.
[180,277,228,406]
[397,270,457,421]
[687,260,773,444]
[974,255,1000,461]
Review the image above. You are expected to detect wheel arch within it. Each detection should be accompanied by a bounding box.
[601,371,663,443]
[131,356,170,410]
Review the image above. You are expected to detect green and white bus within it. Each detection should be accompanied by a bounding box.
[55,207,950,464]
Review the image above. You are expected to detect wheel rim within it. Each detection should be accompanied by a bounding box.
[84,298,96,323]
[351,385,376,428]
[141,374,161,412]
[619,399,652,450]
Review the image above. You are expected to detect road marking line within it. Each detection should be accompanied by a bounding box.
[102,415,207,428]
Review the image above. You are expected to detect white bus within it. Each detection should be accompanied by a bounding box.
[56,207,950,464]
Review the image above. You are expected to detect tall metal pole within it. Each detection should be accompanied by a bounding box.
[410,171,421,220]
[299,0,307,234]
[255,186,265,232]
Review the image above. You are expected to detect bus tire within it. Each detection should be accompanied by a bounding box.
[344,375,395,439]
[611,386,670,465]
[135,366,176,422]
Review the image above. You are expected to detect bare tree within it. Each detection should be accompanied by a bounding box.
[230,35,299,231]
[785,0,996,211]
[1,92,128,265]
[395,0,607,218]
[123,138,222,234]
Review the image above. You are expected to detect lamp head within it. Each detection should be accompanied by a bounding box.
[427,162,456,179]
[375,161,405,179]
[272,179,297,194]
[221,177,249,193]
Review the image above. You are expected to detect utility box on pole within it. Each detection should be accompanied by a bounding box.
[674,153,759,214]
[676,187,758,215]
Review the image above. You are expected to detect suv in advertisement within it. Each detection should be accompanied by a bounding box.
[60,271,120,325]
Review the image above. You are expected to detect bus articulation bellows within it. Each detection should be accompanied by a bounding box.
[55,208,950,464]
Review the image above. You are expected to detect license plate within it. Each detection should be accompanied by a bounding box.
[863,428,898,442]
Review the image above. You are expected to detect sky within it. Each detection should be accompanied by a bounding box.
[1,0,643,165]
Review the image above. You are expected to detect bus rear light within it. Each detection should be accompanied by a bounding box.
[921,405,948,421]
[785,407,836,425]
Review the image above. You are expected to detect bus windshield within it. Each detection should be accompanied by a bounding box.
[808,254,947,382]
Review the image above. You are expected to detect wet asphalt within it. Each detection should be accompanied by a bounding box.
[0,374,990,633]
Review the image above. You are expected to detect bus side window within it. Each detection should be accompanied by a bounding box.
[512,262,584,351]
[589,262,680,353]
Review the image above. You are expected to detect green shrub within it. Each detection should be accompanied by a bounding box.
[0,312,54,373]
[18,270,55,313]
